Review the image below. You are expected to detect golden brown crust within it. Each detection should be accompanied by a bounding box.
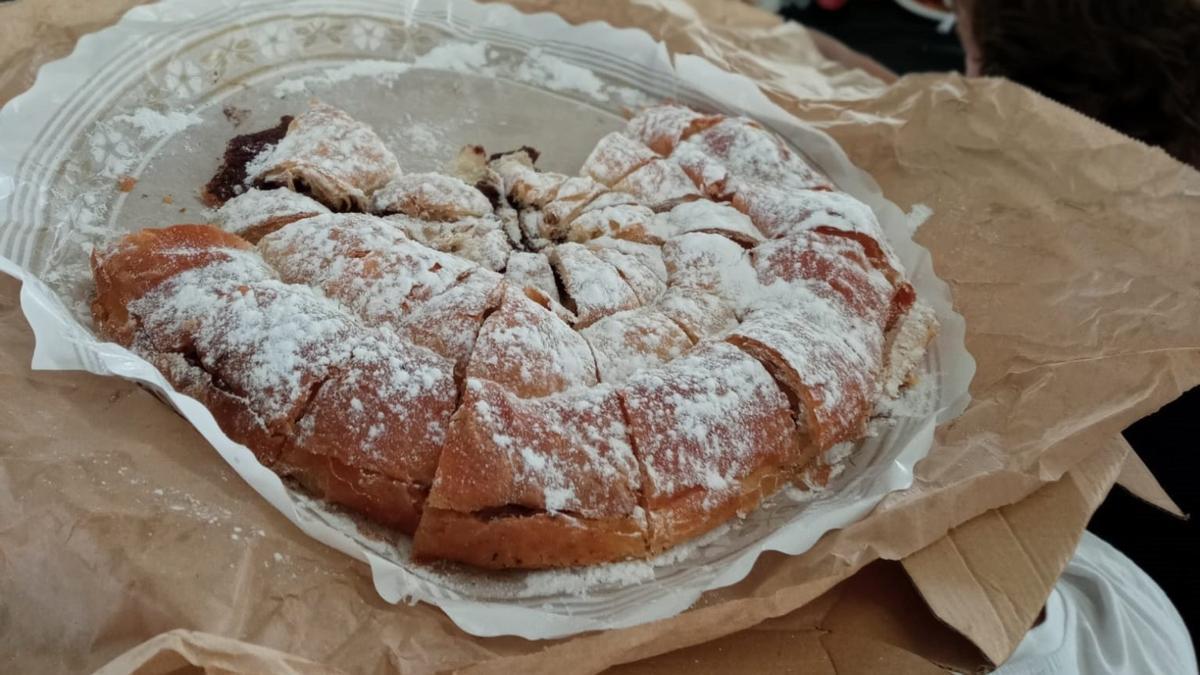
[416,378,648,566]
[644,463,794,554]
[752,230,894,332]
[235,212,318,244]
[276,448,427,534]
[426,379,641,517]
[90,224,253,344]
[146,351,286,467]
[725,310,881,452]
[92,223,458,540]
[618,342,805,551]
[413,508,646,569]
[625,104,722,156]
[464,284,599,397]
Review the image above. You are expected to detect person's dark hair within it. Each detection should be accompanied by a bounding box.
[961,0,1200,168]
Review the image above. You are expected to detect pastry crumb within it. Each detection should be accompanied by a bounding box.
[223,104,251,127]
[117,176,137,192]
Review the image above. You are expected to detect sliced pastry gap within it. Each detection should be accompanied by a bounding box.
[616,393,658,555]
[723,335,814,451]
[548,253,578,316]
[451,296,502,401]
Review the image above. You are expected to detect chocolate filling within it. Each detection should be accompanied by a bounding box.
[474,180,501,210]
[201,116,293,207]
[488,145,541,165]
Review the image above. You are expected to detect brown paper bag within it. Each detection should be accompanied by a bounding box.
[2,0,1197,673]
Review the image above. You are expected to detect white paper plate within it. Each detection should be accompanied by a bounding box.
[0,0,974,639]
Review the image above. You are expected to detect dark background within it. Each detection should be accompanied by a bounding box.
[778,0,1199,640]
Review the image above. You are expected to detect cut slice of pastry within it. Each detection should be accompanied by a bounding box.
[540,176,609,233]
[202,116,293,207]
[732,186,914,329]
[653,199,764,247]
[580,130,658,186]
[516,208,554,250]
[275,331,459,534]
[394,268,505,381]
[212,187,329,244]
[464,283,599,397]
[568,203,659,244]
[504,250,560,302]
[624,104,722,156]
[618,342,802,553]
[492,154,564,209]
[589,246,666,305]
[586,236,668,281]
[414,379,646,568]
[661,232,757,308]
[671,117,831,198]
[547,242,642,327]
[371,172,494,221]
[92,224,458,534]
[727,293,884,450]
[653,286,738,342]
[90,225,262,345]
[612,158,701,212]
[384,214,511,272]
[245,101,400,211]
[257,213,474,327]
[582,307,693,385]
[753,229,933,402]
[132,274,361,464]
[729,182,883,242]
[753,230,894,331]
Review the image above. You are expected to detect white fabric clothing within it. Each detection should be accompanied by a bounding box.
[992,532,1196,675]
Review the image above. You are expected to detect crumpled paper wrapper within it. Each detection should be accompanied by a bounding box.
[2,0,1198,673]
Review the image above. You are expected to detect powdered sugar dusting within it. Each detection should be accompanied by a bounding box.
[373,173,493,221]
[257,212,475,328]
[272,43,497,98]
[114,107,203,139]
[580,131,657,186]
[661,232,758,311]
[613,159,701,212]
[423,379,644,547]
[128,248,450,437]
[620,342,795,502]
[505,250,560,301]
[514,48,609,101]
[387,214,511,271]
[582,308,691,385]
[655,200,763,244]
[246,102,400,211]
[466,285,598,397]
[549,243,640,326]
[214,188,329,237]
